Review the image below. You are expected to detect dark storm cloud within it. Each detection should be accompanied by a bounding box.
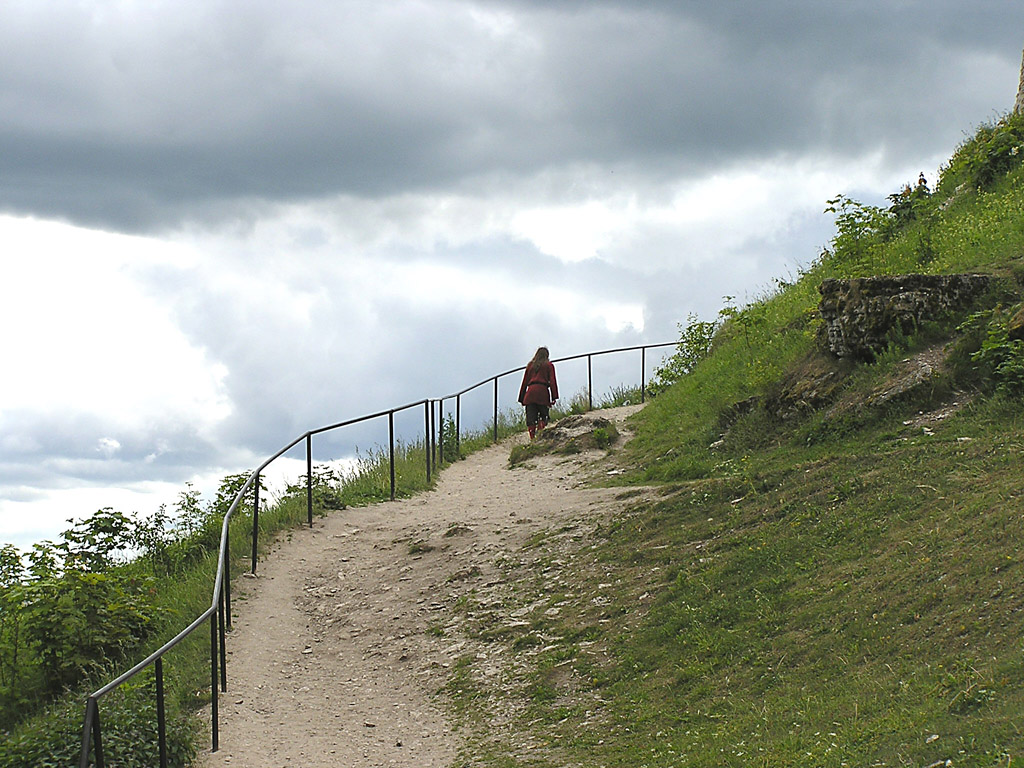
[0,1,1019,231]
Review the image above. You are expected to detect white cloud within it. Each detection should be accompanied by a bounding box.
[96,437,121,458]
[0,215,232,431]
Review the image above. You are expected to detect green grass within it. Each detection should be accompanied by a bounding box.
[440,114,1024,767]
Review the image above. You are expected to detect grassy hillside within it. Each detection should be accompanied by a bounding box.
[447,112,1024,766]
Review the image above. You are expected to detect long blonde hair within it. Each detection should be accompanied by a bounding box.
[528,346,550,374]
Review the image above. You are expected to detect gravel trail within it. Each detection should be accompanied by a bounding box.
[196,405,641,768]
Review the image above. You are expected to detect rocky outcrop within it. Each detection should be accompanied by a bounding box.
[818,274,992,360]
[1015,48,1024,115]
[1007,304,1024,341]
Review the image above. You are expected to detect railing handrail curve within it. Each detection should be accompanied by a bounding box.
[78,340,678,767]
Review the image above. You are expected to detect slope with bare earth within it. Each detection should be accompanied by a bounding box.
[195,405,644,768]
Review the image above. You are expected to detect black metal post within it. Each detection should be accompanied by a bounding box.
[79,696,103,768]
[218,588,227,692]
[250,474,260,575]
[456,395,461,457]
[430,400,436,468]
[424,401,431,483]
[588,354,593,410]
[306,433,313,527]
[224,542,232,631]
[211,611,219,752]
[156,657,168,768]
[641,346,646,403]
[438,399,444,464]
[493,377,498,443]
[389,411,396,501]
[92,696,104,768]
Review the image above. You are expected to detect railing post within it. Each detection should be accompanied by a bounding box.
[588,354,593,410]
[389,411,396,501]
[493,377,498,443]
[456,395,461,458]
[224,541,232,631]
[641,346,646,403]
[218,588,227,692]
[156,657,168,768]
[430,400,437,468]
[306,433,313,527]
[438,399,444,465]
[424,401,431,483]
[210,610,219,752]
[79,696,103,768]
[250,473,260,575]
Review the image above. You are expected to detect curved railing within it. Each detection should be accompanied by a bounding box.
[78,341,676,767]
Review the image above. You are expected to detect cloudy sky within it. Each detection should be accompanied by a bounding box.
[2,0,1021,548]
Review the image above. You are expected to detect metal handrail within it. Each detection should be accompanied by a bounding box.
[78,340,677,767]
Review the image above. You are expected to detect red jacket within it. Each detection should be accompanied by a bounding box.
[518,361,558,406]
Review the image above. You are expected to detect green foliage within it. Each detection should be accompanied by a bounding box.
[647,314,718,397]
[591,426,614,449]
[0,512,164,702]
[21,569,158,693]
[0,468,266,759]
[599,384,642,408]
[440,414,460,460]
[1,677,196,768]
[561,389,592,415]
[0,698,81,768]
[58,507,137,571]
[284,464,348,510]
[92,678,198,768]
[508,441,546,466]
[939,111,1024,194]
[886,172,933,230]
[0,546,29,712]
[958,306,1024,395]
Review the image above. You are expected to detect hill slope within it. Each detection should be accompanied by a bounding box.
[440,113,1024,767]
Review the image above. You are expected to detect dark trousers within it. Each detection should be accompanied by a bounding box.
[525,403,549,427]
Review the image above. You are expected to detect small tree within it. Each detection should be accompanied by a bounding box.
[648,314,718,397]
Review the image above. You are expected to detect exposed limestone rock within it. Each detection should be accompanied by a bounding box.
[509,413,620,465]
[716,358,848,431]
[537,414,619,452]
[826,344,949,419]
[818,274,992,360]
[1016,48,1024,115]
[1007,304,1024,341]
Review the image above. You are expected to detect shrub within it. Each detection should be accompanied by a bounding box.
[959,306,1024,395]
[647,314,718,397]
[939,112,1024,193]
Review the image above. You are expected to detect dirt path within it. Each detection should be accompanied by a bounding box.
[196,405,642,768]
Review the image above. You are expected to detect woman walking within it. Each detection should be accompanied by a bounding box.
[518,346,559,439]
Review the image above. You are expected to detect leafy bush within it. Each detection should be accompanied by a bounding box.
[21,569,159,694]
[440,414,460,461]
[958,306,1024,395]
[1,676,197,768]
[284,463,349,510]
[939,111,1024,193]
[647,314,718,397]
[819,194,893,273]
[0,512,164,705]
